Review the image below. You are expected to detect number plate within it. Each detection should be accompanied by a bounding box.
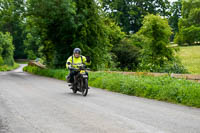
[83,75,88,78]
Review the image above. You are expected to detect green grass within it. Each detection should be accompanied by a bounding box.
[24,66,200,108]
[23,66,69,80]
[0,63,20,71]
[178,46,200,74]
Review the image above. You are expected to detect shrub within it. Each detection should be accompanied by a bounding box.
[112,37,141,70]
[149,57,188,74]
[0,63,19,71]
[0,32,15,66]
[0,56,4,66]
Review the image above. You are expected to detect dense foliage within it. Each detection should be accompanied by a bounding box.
[0,63,19,71]
[100,0,170,33]
[175,0,200,45]
[137,15,173,70]
[112,37,141,70]
[26,0,76,67]
[25,0,123,69]
[168,0,182,40]
[0,0,26,59]
[0,0,195,73]
[0,32,15,66]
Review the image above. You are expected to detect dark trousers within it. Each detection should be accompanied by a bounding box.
[69,70,78,83]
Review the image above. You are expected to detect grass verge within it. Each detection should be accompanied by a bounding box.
[0,63,19,71]
[23,66,69,80]
[24,66,200,108]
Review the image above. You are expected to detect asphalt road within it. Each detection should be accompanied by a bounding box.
[0,65,200,133]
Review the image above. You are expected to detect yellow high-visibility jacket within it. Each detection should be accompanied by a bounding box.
[66,55,90,69]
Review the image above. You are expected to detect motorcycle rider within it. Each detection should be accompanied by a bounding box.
[66,48,90,87]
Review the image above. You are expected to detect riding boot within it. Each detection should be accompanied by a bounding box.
[68,83,73,89]
[66,75,70,83]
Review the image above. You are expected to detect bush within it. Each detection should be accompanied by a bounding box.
[0,32,15,66]
[0,63,19,71]
[148,58,188,74]
[182,26,200,45]
[0,56,4,66]
[112,37,141,70]
[23,66,69,80]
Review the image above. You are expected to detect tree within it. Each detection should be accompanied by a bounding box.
[23,16,44,60]
[169,0,182,40]
[27,0,116,69]
[100,0,171,33]
[175,0,200,45]
[71,0,115,70]
[137,14,173,70]
[0,0,26,59]
[0,32,14,66]
[27,0,77,67]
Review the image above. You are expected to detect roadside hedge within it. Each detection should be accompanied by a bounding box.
[0,63,19,71]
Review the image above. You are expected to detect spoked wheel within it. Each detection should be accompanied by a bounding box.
[72,78,77,94]
[71,84,77,93]
[81,79,88,96]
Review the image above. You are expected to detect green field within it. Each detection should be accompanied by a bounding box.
[178,46,200,74]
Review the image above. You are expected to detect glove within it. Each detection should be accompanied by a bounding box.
[86,56,91,63]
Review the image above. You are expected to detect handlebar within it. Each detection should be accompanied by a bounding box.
[68,65,90,71]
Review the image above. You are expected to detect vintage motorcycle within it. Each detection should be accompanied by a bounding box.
[68,64,89,96]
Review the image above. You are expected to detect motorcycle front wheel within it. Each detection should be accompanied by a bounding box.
[72,84,77,94]
[81,79,88,96]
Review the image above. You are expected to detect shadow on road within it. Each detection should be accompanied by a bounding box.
[0,119,9,133]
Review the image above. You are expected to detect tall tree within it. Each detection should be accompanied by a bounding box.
[175,0,200,45]
[0,32,15,66]
[73,0,117,69]
[169,0,182,39]
[0,0,26,59]
[100,0,170,33]
[27,0,77,67]
[138,14,173,70]
[27,0,115,69]
[23,18,43,60]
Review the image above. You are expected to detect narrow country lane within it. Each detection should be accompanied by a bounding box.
[0,65,200,133]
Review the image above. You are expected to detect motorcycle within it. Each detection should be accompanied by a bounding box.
[68,64,89,96]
